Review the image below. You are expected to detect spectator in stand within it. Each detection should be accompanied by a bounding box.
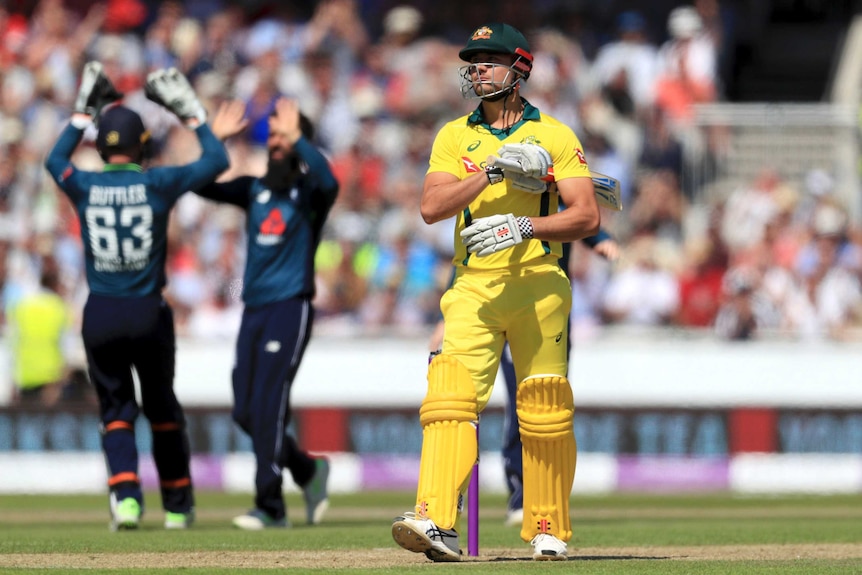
[654,5,718,126]
[185,6,245,83]
[638,105,684,175]
[372,5,462,121]
[0,5,28,71]
[720,167,784,256]
[602,235,680,326]
[7,257,71,406]
[590,10,659,121]
[23,0,106,106]
[714,265,780,340]
[792,203,862,340]
[142,1,185,72]
[526,28,591,131]
[627,168,687,243]
[675,234,728,329]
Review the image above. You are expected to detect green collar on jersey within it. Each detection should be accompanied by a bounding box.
[102,163,143,172]
[468,98,540,138]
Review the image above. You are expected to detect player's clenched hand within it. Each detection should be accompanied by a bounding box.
[496,143,552,178]
[460,213,533,257]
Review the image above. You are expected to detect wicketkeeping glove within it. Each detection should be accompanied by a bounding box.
[496,143,552,178]
[460,213,534,257]
[74,61,123,120]
[144,67,207,126]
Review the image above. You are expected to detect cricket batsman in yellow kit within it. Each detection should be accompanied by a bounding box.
[392,23,600,561]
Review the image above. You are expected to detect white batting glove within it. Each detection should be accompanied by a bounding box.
[485,153,550,194]
[508,172,548,194]
[496,143,552,178]
[144,67,207,127]
[460,213,534,257]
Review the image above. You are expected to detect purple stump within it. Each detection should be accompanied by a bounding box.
[468,423,479,556]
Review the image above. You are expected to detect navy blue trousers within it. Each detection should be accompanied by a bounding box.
[82,294,193,513]
[232,296,316,520]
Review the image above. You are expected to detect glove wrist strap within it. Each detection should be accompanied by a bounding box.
[516,216,533,239]
[484,165,504,185]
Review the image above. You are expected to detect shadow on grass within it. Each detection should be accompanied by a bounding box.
[489,554,669,562]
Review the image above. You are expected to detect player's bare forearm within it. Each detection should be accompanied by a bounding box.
[528,205,600,242]
[528,177,600,241]
[420,171,487,224]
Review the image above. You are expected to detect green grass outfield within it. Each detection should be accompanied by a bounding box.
[1,491,861,574]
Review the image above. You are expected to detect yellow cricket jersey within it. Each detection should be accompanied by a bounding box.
[427,100,591,270]
[8,290,70,389]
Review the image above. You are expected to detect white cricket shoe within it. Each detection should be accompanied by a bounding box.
[392,512,461,562]
[531,533,568,561]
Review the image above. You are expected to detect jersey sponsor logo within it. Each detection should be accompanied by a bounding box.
[575,148,587,165]
[555,332,562,343]
[257,208,286,245]
[461,156,480,173]
[61,166,73,182]
[256,189,272,203]
[467,140,482,152]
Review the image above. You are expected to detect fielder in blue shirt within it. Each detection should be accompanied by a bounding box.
[44,63,246,531]
[201,97,339,530]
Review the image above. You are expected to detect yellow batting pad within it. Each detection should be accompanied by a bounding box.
[416,354,479,530]
[517,375,576,542]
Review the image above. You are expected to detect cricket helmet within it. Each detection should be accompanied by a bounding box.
[458,23,534,100]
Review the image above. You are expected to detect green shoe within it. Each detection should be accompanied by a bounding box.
[165,510,194,529]
[303,457,330,525]
[111,497,141,531]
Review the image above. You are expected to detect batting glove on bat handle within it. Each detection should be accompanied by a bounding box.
[496,143,553,178]
[485,156,551,194]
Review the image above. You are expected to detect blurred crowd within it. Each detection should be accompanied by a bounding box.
[1,0,861,395]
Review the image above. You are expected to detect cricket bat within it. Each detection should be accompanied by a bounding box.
[589,171,623,211]
[486,155,623,211]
